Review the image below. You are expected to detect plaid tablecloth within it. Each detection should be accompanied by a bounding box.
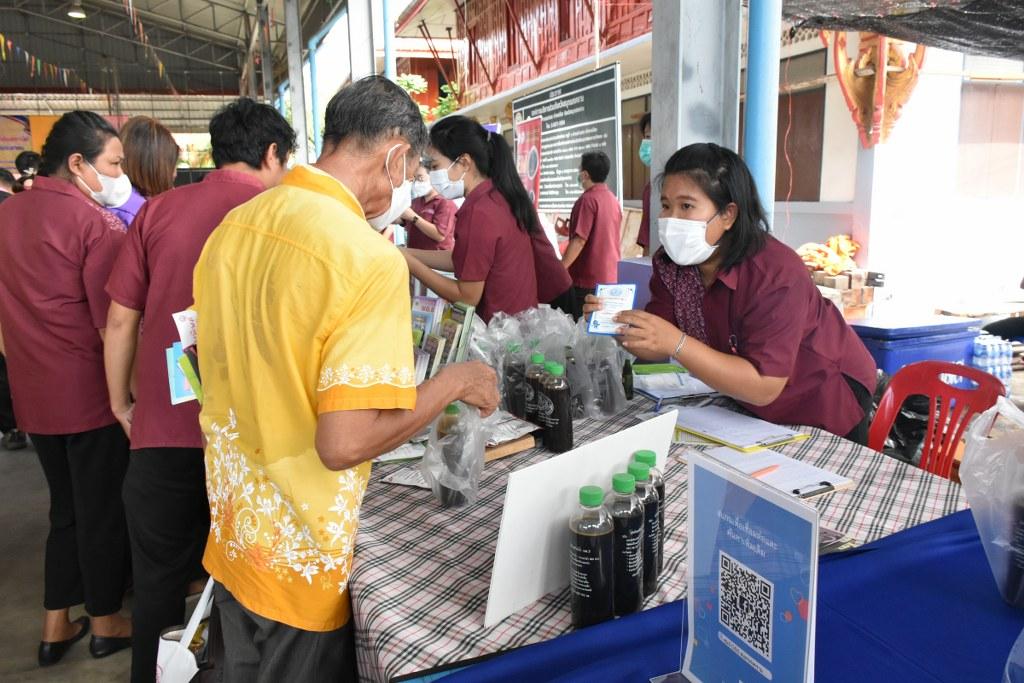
[350,398,967,682]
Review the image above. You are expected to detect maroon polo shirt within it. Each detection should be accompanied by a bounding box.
[106,169,265,450]
[646,236,877,436]
[532,228,572,305]
[637,181,652,249]
[0,175,127,435]
[452,179,538,323]
[404,194,456,251]
[567,183,622,289]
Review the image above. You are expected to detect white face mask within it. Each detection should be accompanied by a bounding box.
[658,215,719,266]
[410,180,432,199]
[367,145,412,230]
[429,159,465,200]
[77,161,133,208]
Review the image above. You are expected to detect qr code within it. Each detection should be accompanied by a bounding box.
[719,551,774,661]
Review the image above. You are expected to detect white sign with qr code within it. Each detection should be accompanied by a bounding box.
[670,450,818,683]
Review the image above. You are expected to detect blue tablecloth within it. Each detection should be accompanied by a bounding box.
[439,511,1024,683]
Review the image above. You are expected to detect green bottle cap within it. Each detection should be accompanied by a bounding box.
[544,361,558,373]
[550,363,565,377]
[612,472,636,494]
[579,485,603,507]
[633,450,657,467]
[508,342,522,353]
[444,403,460,415]
[530,353,545,364]
[628,461,651,482]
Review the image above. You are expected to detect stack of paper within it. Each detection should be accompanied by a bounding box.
[675,405,809,452]
[635,372,715,405]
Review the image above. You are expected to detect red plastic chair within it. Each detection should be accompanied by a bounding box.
[868,360,1005,479]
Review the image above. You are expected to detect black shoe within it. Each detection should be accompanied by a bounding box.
[38,616,90,667]
[2,430,27,450]
[89,634,132,659]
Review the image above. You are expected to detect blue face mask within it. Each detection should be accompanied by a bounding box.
[638,138,652,167]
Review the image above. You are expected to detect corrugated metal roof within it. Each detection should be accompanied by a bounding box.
[0,92,239,132]
[0,0,334,95]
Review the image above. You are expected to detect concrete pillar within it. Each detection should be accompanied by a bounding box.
[348,0,375,81]
[258,0,274,102]
[284,0,309,164]
[649,0,742,251]
[744,0,783,227]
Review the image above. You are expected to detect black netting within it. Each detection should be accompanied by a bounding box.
[783,0,1024,61]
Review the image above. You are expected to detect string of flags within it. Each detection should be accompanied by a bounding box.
[119,0,180,97]
[0,32,92,92]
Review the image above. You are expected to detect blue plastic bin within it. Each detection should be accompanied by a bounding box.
[851,316,981,377]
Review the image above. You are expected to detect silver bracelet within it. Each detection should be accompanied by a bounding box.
[672,332,688,358]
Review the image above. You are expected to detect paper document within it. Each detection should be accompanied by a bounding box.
[704,446,853,499]
[635,372,715,400]
[485,412,539,447]
[374,443,427,463]
[675,405,809,452]
[588,283,636,335]
[381,467,431,489]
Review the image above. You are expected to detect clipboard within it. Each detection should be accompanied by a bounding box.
[704,446,854,499]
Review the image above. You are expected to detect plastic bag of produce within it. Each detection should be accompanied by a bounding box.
[961,396,1024,608]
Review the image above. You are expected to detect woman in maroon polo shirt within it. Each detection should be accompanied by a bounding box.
[401,116,574,323]
[590,143,877,444]
[0,112,133,665]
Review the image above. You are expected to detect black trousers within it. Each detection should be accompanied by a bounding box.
[571,286,595,321]
[547,286,578,320]
[843,375,873,447]
[31,423,131,615]
[122,447,210,683]
[214,582,358,683]
[0,354,15,432]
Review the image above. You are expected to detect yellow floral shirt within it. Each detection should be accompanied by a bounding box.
[192,165,416,631]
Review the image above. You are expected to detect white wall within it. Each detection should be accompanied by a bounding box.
[858,48,1024,310]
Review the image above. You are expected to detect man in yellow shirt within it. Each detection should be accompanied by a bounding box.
[192,75,498,681]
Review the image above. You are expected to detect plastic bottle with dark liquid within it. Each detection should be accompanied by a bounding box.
[524,352,546,425]
[538,362,573,453]
[1004,495,1024,606]
[605,472,644,615]
[436,403,468,508]
[503,342,527,419]
[622,358,634,400]
[628,462,661,596]
[569,485,614,628]
[564,345,588,419]
[633,449,665,574]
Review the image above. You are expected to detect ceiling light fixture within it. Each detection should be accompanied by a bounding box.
[68,0,87,20]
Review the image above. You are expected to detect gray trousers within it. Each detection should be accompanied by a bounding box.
[213,582,358,683]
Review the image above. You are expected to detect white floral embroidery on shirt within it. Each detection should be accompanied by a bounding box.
[205,409,367,594]
[317,362,415,391]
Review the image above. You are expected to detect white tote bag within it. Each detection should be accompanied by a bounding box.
[155,578,215,683]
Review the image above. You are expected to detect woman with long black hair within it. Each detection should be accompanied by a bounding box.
[0,111,133,666]
[402,115,574,322]
[587,143,877,443]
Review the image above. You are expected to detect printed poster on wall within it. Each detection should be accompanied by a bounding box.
[0,116,31,172]
[657,450,818,683]
[512,63,622,214]
[514,116,542,209]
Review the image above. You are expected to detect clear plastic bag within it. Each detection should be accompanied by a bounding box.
[419,403,486,508]
[961,396,1024,608]
[1006,626,1024,683]
[587,334,628,417]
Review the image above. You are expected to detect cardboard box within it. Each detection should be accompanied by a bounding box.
[841,289,860,307]
[860,286,875,305]
[823,274,850,290]
[812,270,829,286]
[846,270,867,289]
